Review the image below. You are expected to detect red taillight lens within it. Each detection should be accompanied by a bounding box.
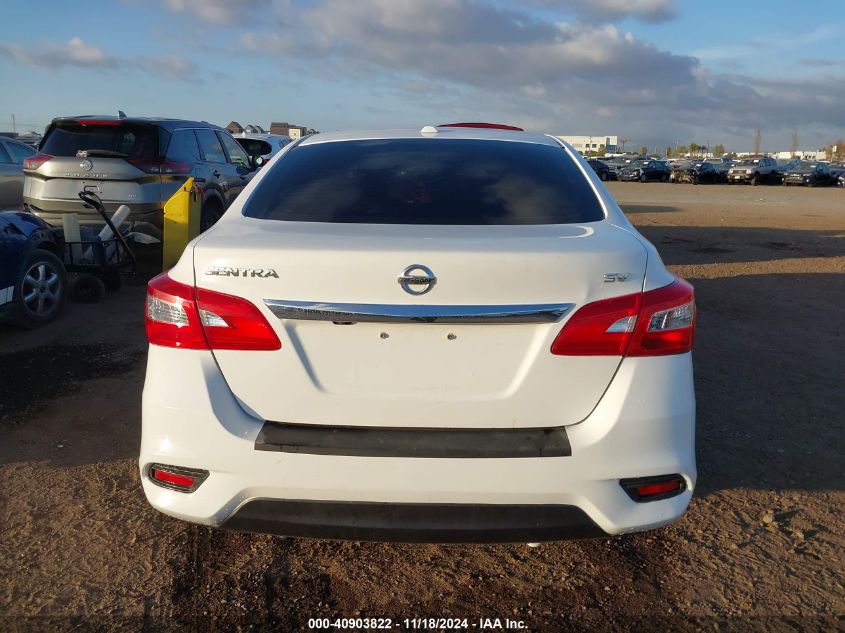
[145,273,281,351]
[195,287,281,351]
[551,277,695,357]
[550,292,640,356]
[145,273,208,349]
[628,278,696,357]
[23,153,53,170]
[129,158,192,174]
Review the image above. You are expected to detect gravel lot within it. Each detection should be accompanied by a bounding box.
[1,183,843,632]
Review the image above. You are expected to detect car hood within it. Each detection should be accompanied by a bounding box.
[0,211,54,236]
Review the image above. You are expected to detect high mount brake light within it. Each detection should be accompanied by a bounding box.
[145,273,281,351]
[72,119,122,126]
[437,122,524,131]
[551,278,695,357]
[23,153,53,170]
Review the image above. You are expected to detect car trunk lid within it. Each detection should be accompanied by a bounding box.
[193,219,648,428]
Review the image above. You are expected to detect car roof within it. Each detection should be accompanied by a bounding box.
[298,127,560,147]
[50,115,223,132]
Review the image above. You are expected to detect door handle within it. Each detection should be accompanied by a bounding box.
[212,170,221,178]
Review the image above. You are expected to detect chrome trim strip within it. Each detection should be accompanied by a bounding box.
[263,300,574,324]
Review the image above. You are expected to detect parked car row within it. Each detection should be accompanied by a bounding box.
[586,154,845,188]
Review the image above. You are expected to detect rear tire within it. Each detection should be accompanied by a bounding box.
[14,249,68,328]
[73,275,106,304]
[600,171,608,181]
[200,202,224,233]
[101,269,123,292]
[750,174,759,186]
[640,174,647,183]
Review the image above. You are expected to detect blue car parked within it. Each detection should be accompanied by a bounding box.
[0,211,67,327]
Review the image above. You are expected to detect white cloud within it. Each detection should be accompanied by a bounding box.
[0,37,116,69]
[232,0,844,145]
[0,37,198,81]
[529,0,677,23]
[163,0,268,25]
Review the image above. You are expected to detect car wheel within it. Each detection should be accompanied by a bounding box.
[73,275,106,304]
[14,249,68,328]
[692,176,699,185]
[661,173,668,183]
[101,269,123,292]
[640,174,647,183]
[201,201,224,233]
[600,171,608,181]
[750,174,758,186]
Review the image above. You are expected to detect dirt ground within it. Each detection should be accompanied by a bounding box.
[1,183,843,632]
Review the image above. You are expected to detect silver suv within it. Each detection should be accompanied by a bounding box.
[23,116,264,233]
[727,156,778,185]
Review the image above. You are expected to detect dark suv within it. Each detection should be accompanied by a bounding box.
[619,159,670,182]
[23,116,264,233]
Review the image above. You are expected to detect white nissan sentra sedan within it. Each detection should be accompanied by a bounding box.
[140,123,696,543]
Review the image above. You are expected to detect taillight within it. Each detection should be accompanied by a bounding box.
[129,158,192,174]
[550,293,640,356]
[551,277,695,357]
[145,273,281,351]
[195,287,282,351]
[627,278,696,357]
[23,153,53,170]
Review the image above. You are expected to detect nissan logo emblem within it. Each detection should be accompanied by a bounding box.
[398,264,437,296]
[79,159,94,171]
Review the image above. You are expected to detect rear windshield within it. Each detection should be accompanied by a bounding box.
[243,139,604,224]
[41,122,162,159]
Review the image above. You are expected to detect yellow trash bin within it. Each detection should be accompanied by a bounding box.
[162,177,201,270]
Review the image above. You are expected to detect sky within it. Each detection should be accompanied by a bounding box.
[1,0,843,152]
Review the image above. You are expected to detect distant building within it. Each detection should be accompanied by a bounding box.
[226,121,244,134]
[774,149,827,161]
[270,122,308,140]
[554,135,618,153]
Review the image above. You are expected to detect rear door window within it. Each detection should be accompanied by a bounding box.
[166,129,201,162]
[243,139,605,225]
[41,122,160,158]
[218,132,251,168]
[196,129,227,164]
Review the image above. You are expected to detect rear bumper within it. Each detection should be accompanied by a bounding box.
[223,499,605,543]
[140,347,696,541]
[26,203,164,230]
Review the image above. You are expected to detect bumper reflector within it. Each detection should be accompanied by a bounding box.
[620,475,686,502]
[148,464,209,493]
